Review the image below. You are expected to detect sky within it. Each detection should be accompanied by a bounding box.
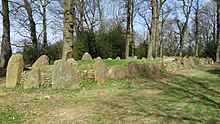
[0,0,213,53]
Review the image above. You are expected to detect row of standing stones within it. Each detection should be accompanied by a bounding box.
[5,52,214,89]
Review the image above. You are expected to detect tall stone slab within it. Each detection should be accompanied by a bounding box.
[6,54,24,87]
[24,67,41,89]
[94,57,109,84]
[52,60,80,88]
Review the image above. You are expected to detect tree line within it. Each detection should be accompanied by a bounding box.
[0,0,219,67]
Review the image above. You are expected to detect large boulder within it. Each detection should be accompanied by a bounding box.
[32,55,49,68]
[126,62,140,77]
[81,52,92,60]
[52,60,80,88]
[24,68,41,89]
[94,57,109,84]
[109,65,127,78]
[6,54,24,87]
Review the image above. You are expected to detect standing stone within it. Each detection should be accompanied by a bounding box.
[32,55,49,68]
[6,54,24,87]
[24,68,41,89]
[82,52,92,60]
[181,57,190,67]
[141,57,146,60]
[188,57,195,67]
[52,60,80,88]
[116,56,121,60]
[109,65,127,78]
[126,62,140,77]
[94,57,109,84]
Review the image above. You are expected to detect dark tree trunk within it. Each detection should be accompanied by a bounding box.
[1,0,12,68]
[216,0,220,61]
[42,0,47,51]
[125,0,131,59]
[131,0,135,57]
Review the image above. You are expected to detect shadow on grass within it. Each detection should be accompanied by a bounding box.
[206,69,220,75]
[96,72,220,123]
[154,75,220,109]
[140,73,220,123]
[124,73,220,123]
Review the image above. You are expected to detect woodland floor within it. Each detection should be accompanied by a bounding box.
[0,63,219,124]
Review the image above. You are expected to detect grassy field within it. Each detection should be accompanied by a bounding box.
[0,64,219,124]
[75,59,158,70]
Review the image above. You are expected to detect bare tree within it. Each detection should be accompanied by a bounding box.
[24,0,38,49]
[131,0,135,57]
[33,0,52,52]
[155,0,166,57]
[193,0,200,57]
[0,0,12,68]
[175,0,193,57]
[147,0,156,59]
[216,0,220,61]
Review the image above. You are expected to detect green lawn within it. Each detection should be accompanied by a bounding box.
[0,65,219,123]
[76,59,158,70]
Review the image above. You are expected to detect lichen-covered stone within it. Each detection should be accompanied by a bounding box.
[32,55,49,68]
[127,62,140,77]
[82,52,92,60]
[109,65,127,78]
[94,57,109,84]
[24,67,41,89]
[6,54,24,87]
[52,60,80,88]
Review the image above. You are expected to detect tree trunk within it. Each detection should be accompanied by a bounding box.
[62,0,75,60]
[179,33,184,57]
[147,0,156,60]
[24,0,38,49]
[159,40,163,57]
[1,0,12,68]
[77,0,84,34]
[155,0,160,57]
[195,0,199,58]
[216,1,220,62]
[125,0,131,59]
[42,0,47,51]
[97,0,104,32]
[131,0,135,57]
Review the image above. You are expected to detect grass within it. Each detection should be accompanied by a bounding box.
[75,59,158,70]
[0,105,23,124]
[0,65,219,123]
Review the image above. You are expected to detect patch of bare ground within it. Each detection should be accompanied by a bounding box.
[33,105,95,124]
